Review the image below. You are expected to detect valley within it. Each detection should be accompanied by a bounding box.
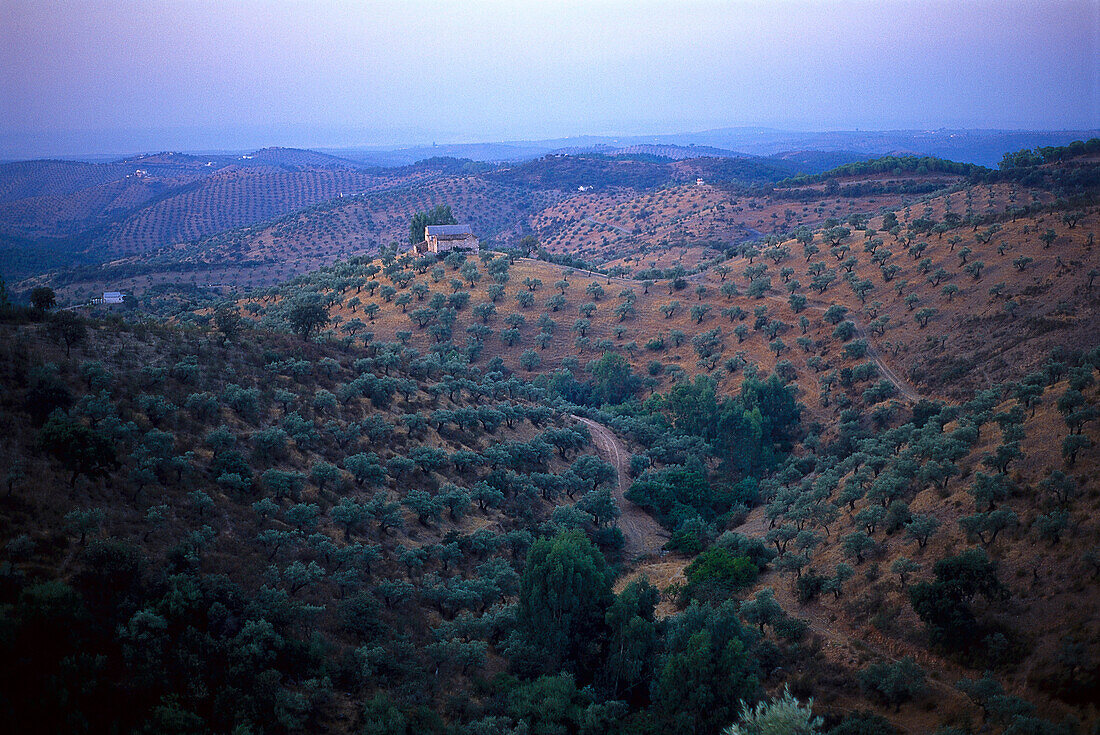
[1,139,1098,735]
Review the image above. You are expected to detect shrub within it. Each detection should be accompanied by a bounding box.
[683,547,759,601]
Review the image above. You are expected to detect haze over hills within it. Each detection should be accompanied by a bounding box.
[2,129,1096,299]
[8,128,1097,169]
[3,0,1099,730]
[325,128,1100,169]
[1,135,1098,734]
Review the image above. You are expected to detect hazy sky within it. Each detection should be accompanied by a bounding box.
[2,0,1098,156]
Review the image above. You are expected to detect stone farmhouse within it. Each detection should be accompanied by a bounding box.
[413,224,480,254]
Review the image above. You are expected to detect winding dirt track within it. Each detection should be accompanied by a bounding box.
[850,315,920,402]
[583,217,634,236]
[765,293,921,403]
[570,415,670,559]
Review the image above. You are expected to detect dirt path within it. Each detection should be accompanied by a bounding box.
[583,216,633,236]
[764,294,921,403]
[514,257,634,285]
[571,415,670,559]
[849,316,920,402]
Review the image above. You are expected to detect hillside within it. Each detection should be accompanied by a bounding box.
[1,148,873,299]
[0,151,420,281]
[0,301,644,734]
[0,145,1098,735]
[216,156,1098,730]
[22,153,998,306]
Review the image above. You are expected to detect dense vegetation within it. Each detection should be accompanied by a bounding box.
[777,155,988,187]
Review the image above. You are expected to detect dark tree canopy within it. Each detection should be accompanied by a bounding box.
[38,412,117,486]
[516,530,614,677]
[31,286,56,312]
[409,204,457,244]
[284,291,329,341]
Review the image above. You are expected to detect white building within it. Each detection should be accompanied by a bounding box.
[103,292,125,304]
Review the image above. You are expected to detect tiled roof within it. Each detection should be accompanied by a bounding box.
[425,224,474,237]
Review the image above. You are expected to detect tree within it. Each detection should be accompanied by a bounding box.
[858,657,926,711]
[683,548,758,601]
[842,531,875,563]
[64,507,105,545]
[214,303,242,344]
[440,486,471,520]
[1039,470,1077,505]
[905,513,940,548]
[38,411,116,486]
[1062,434,1091,466]
[30,286,55,313]
[285,291,329,341]
[404,490,444,526]
[909,547,1005,648]
[519,349,542,372]
[600,578,660,699]
[833,321,857,341]
[517,530,614,675]
[891,557,920,587]
[344,452,385,486]
[722,685,823,735]
[409,204,456,244]
[578,488,620,528]
[327,498,367,539]
[570,454,617,493]
[653,601,759,734]
[46,311,86,357]
[959,508,1018,547]
[310,460,341,490]
[915,307,936,327]
[1033,510,1069,545]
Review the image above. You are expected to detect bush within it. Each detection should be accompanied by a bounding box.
[722,685,823,734]
[683,547,759,601]
[857,657,926,711]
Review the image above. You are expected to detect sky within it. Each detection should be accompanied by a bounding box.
[1,0,1098,157]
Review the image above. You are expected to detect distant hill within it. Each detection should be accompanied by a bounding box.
[765,149,875,176]
[334,142,553,167]
[665,128,1100,167]
[322,129,1100,168]
[0,152,449,276]
[0,159,136,203]
[235,146,374,170]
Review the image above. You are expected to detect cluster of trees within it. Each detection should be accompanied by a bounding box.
[777,155,987,187]
[619,372,801,535]
[999,137,1100,169]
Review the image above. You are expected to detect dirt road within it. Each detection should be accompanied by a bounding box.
[765,294,921,403]
[570,415,670,559]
